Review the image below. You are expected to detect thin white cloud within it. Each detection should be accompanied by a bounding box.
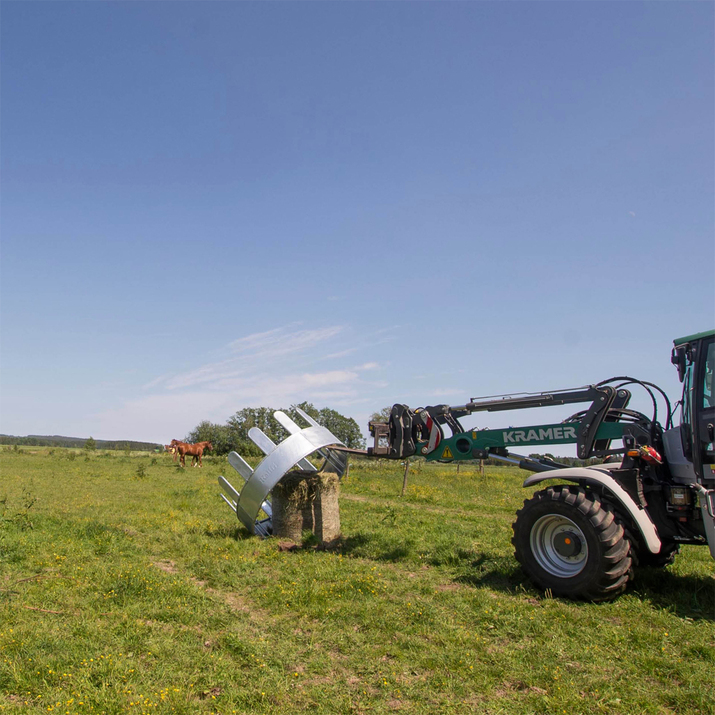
[324,348,358,360]
[210,369,360,400]
[152,324,346,391]
[98,367,366,442]
[116,323,403,441]
[228,325,343,356]
[94,391,233,443]
[142,374,169,390]
[354,362,380,371]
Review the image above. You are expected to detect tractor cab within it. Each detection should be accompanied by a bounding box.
[666,329,715,485]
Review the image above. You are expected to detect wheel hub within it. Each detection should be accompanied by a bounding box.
[553,531,582,558]
[530,514,588,578]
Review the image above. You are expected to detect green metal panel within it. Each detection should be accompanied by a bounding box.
[423,421,625,462]
[673,329,715,346]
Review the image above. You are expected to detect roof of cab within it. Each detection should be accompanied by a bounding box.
[673,329,715,346]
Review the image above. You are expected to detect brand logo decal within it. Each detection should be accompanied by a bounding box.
[502,426,577,444]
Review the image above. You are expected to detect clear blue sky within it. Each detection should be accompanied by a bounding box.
[1,1,713,448]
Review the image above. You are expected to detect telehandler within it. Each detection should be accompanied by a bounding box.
[367,329,715,601]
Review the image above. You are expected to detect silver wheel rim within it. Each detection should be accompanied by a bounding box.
[530,514,588,577]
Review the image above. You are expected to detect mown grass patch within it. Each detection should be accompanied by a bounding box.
[1,448,713,714]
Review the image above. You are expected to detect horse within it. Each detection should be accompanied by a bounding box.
[167,439,183,462]
[177,441,212,468]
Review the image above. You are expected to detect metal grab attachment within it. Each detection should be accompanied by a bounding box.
[218,408,348,536]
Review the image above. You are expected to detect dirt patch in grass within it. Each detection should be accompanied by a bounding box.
[204,586,269,619]
[151,559,269,620]
[198,686,222,699]
[497,680,549,697]
[152,559,178,574]
[436,583,462,592]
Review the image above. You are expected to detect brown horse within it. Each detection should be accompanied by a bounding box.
[167,439,183,462]
[177,441,212,468]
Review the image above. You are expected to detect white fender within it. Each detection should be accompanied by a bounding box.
[523,468,662,554]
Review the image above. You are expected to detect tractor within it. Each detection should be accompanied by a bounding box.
[367,329,714,601]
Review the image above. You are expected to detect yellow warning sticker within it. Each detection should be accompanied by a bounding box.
[442,446,453,459]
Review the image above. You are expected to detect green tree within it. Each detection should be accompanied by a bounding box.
[369,406,393,424]
[226,407,288,457]
[286,401,320,427]
[186,403,366,458]
[185,420,235,456]
[84,436,96,451]
[318,407,364,449]
[289,402,365,449]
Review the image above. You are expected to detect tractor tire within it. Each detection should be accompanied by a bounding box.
[512,485,632,602]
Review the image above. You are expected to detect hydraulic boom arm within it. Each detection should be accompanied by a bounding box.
[369,382,656,465]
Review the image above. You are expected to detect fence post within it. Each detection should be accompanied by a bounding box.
[401,458,410,496]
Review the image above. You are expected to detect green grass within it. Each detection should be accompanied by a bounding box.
[1,447,713,714]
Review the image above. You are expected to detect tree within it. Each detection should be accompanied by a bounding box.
[185,421,235,456]
[288,401,320,422]
[317,407,364,449]
[288,402,365,450]
[369,406,393,424]
[186,403,366,458]
[84,436,96,451]
[226,407,288,457]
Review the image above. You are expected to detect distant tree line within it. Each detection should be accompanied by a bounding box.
[185,401,365,457]
[0,435,160,451]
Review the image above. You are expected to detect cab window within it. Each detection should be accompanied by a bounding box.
[681,358,693,428]
[704,341,714,409]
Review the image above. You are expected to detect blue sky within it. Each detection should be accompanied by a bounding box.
[1,1,713,449]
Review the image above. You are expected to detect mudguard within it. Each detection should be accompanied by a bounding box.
[522,467,662,554]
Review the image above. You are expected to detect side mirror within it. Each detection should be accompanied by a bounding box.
[672,346,688,382]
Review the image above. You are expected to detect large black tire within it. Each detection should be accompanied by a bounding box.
[512,486,632,602]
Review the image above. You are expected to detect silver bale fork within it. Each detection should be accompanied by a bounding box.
[218,408,349,537]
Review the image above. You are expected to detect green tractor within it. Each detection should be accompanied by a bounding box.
[368,329,714,601]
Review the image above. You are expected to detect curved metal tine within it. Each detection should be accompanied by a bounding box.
[221,493,236,510]
[249,425,317,473]
[228,451,254,481]
[224,454,272,518]
[295,407,321,427]
[324,449,348,476]
[272,411,321,472]
[248,427,277,455]
[273,410,303,434]
[219,475,241,504]
[254,519,272,538]
[293,408,347,475]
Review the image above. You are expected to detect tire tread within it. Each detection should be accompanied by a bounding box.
[512,486,633,602]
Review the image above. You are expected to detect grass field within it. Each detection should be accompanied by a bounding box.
[1,447,713,714]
